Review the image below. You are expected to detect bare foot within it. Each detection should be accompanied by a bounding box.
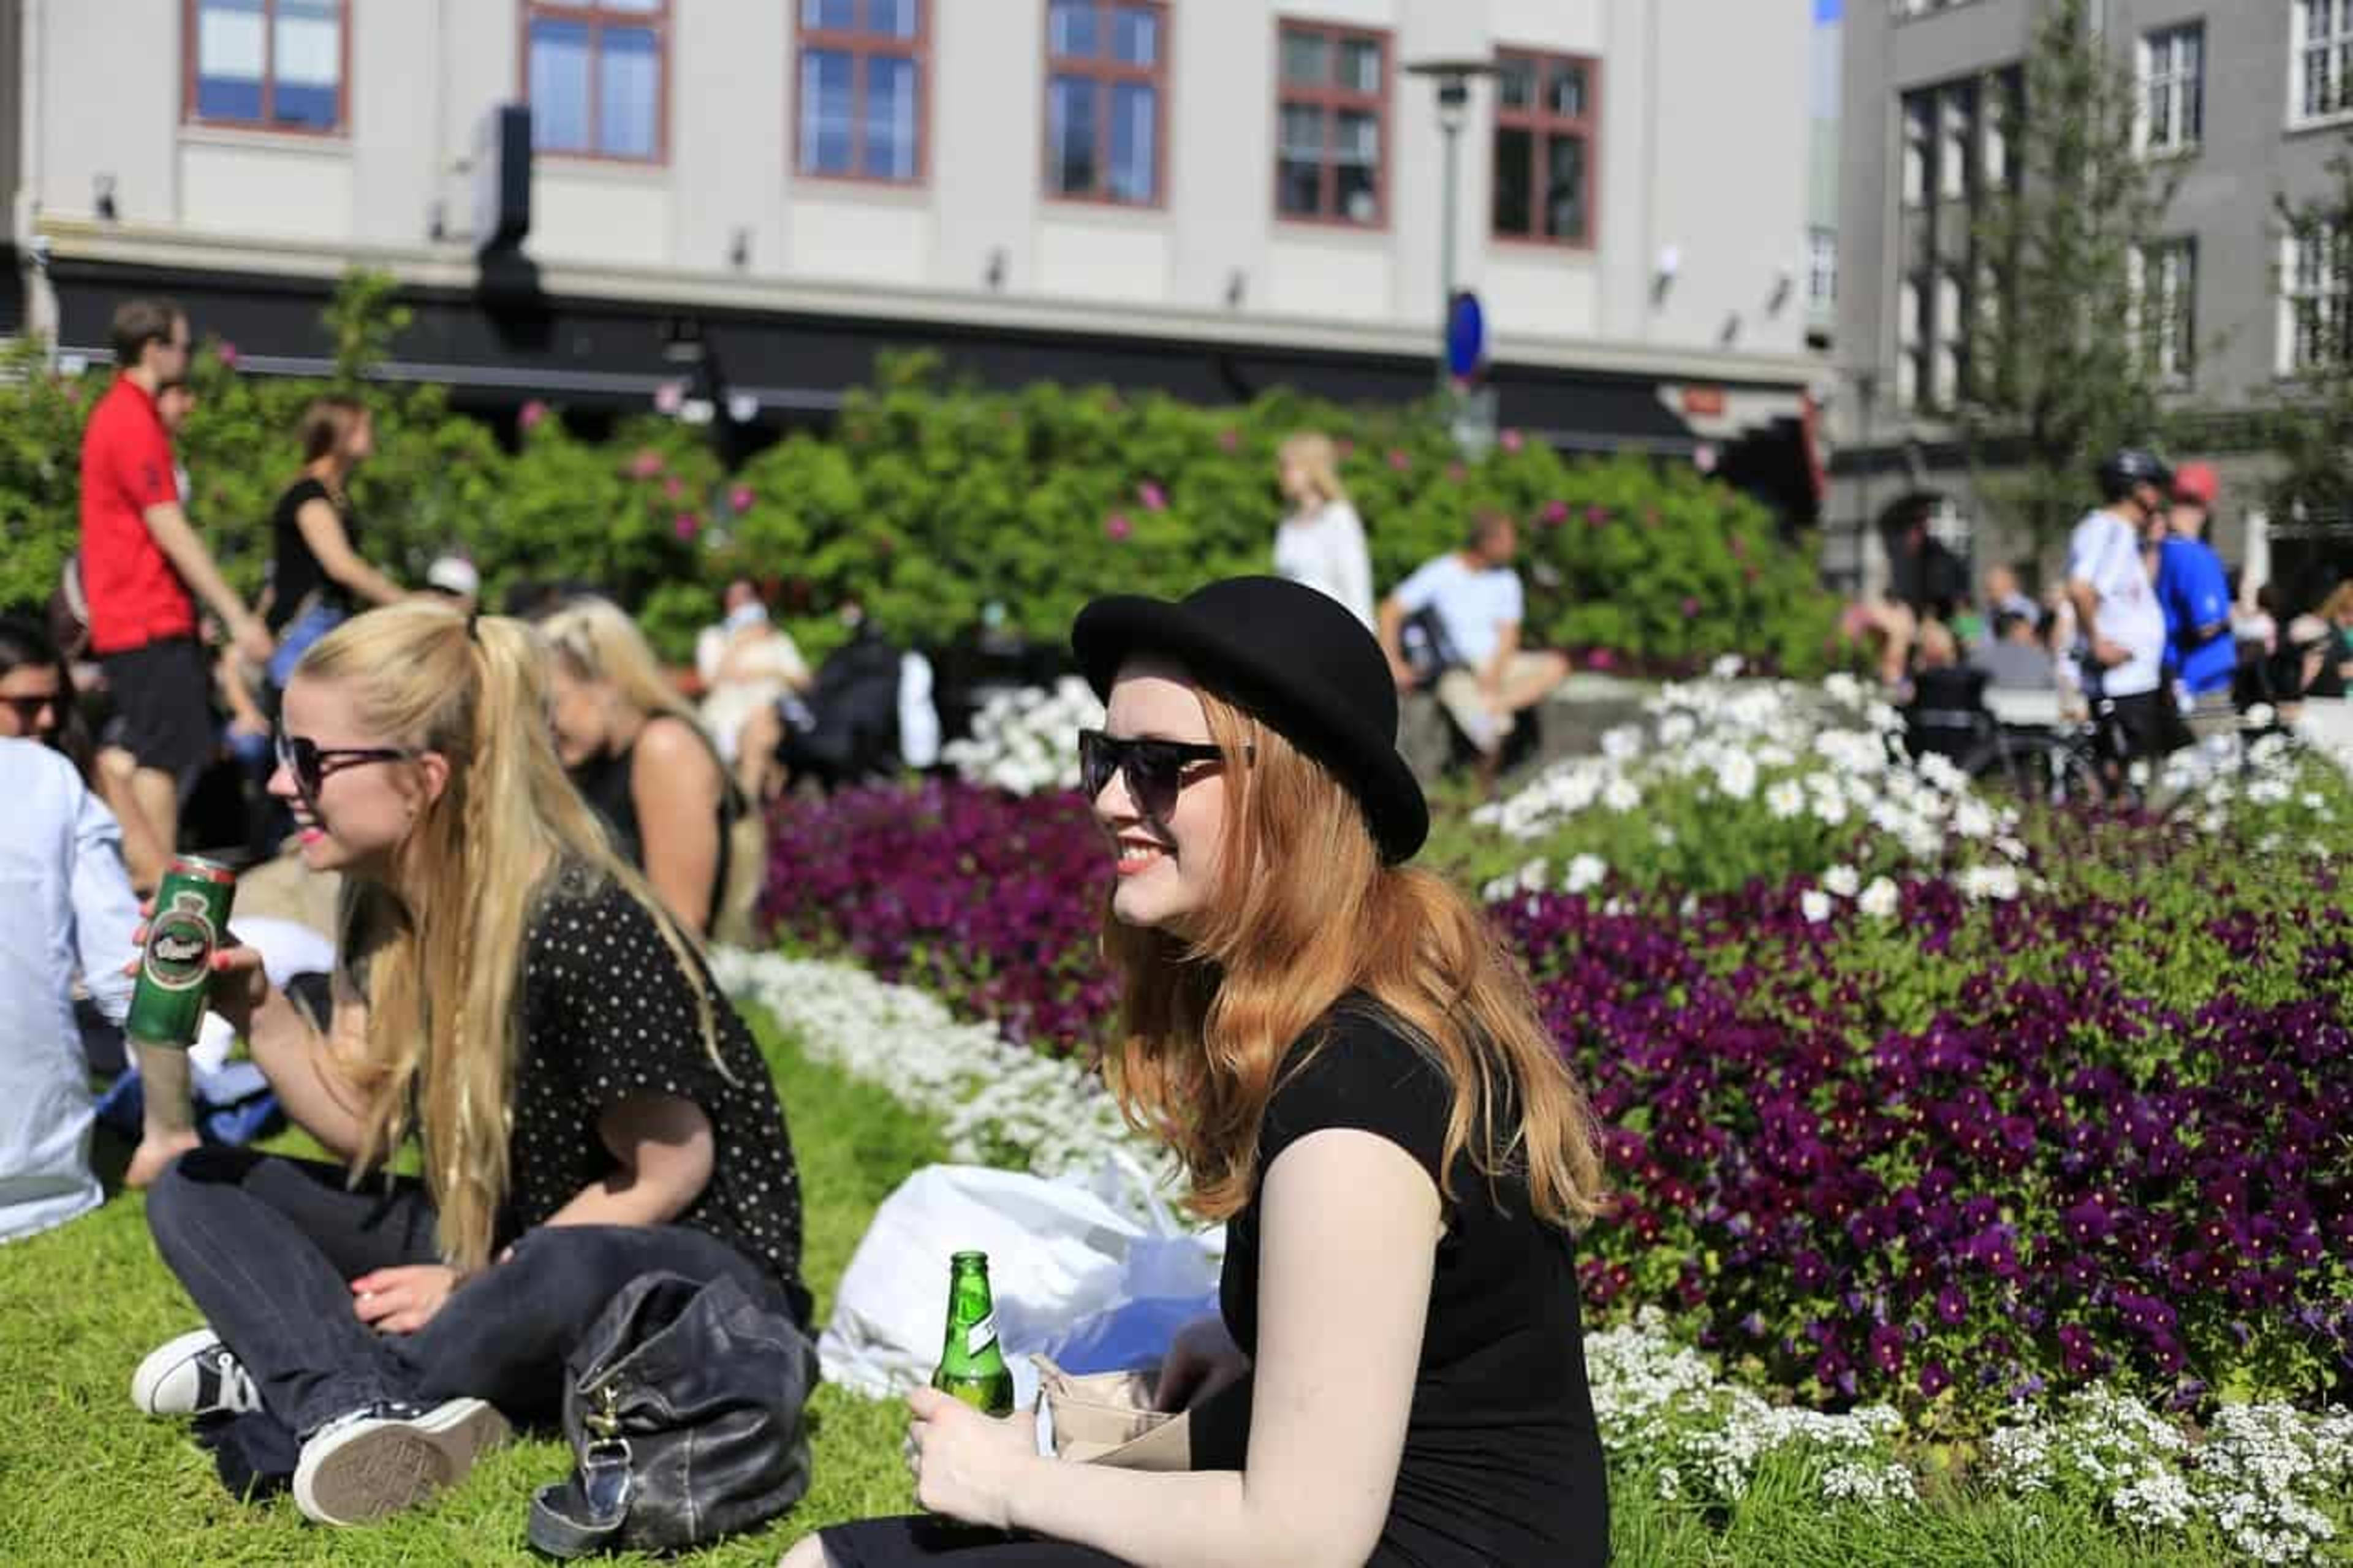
[124,1132,202,1189]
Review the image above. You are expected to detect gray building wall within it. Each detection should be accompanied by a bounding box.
[8,0,1817,382]
[0,0,18,251]
[1831,0,2346,596]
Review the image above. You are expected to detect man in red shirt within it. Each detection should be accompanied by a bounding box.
[80,299,273,862]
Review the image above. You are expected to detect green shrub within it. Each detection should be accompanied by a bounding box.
[3,282,1840,672]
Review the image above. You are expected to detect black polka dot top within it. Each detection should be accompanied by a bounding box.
[510,862,810,1327]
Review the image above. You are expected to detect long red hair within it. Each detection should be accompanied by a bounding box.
[1099,683,1605,1226]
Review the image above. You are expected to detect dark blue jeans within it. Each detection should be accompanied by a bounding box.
[145,1147,787,1439]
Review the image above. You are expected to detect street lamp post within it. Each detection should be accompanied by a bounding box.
[1405,58,1495,396]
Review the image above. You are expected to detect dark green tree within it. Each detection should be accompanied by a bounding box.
[1963,0,2183,556]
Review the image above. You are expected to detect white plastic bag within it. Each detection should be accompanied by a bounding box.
[819,1154,1221,1412]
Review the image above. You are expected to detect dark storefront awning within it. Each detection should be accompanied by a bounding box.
[46,256,1716,458]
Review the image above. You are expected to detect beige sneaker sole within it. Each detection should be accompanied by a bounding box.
[292,1398,511,1526]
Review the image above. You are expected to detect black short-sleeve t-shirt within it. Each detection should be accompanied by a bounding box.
[267,475,359,634]
[509,865,810,1325]
[1218,1000,1610,1567]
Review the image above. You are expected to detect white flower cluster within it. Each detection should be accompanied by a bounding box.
[1583,1309,1916,1509]
[710,947,1156,1191]
[941,676,1105,797]
[2163,729,2347,841]
[1988,1387,2353,1562]
[1472,673,2027,902]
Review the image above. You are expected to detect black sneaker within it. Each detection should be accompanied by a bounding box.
[131,1328,262,1418]
[292,1398,511,1526]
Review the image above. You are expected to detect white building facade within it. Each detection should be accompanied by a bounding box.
[4,0,1821,475]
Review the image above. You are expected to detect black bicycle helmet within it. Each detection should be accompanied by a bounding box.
[2096,447,2173,501]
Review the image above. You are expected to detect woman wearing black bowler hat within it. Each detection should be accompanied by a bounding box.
[786,577,1610,1567]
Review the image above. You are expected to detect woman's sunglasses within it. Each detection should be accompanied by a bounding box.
[0,692,59,729]
[1077,729,1246,819]
[275,730,412,806]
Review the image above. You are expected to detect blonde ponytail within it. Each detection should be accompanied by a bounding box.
[302,600,724,1271]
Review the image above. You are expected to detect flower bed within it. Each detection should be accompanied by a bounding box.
[757,673,2353,1442]
[758,780,1113,1051]
[705,940,2353,1557]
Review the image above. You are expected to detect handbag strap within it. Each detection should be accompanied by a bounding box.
[526,1437,634,1558]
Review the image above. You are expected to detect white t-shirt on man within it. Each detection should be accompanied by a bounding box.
[2066,507,2165,699]
[1393,553,1525,670]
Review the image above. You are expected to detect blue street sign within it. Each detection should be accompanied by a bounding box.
[1446,291,1487,381]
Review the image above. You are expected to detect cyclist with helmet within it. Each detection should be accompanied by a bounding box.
[2070,449,2185,771]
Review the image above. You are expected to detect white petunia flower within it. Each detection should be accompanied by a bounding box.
[1766,779,1806,820]
[1800,889,1833,923]
[1715,752,1759,801]
[1603,778,1642,812]
[1822,864,1861,898]
[1564,854,1608,893]
[1857,876,1899,918]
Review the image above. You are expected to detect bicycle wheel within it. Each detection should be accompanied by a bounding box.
[1962,729,2108,809]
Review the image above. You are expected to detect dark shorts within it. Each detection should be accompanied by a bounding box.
[2102,688,2191,761]
[99,636,213,786]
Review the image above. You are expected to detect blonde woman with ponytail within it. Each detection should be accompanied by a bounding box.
[538,595,741,938]
[1271,431,1374,630]
[791,578,1608,1568]
[136,600,811,1529]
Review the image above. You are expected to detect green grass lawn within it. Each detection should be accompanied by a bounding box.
[0,1016,2259,1566]
[0,1017,934,1566]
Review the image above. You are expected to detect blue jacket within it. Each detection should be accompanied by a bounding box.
[2156,536,2235,697]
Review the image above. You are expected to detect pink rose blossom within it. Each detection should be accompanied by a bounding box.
[1139,481,1167,512]
[1681,596,1702,619]
[663,475,685,501]
[1499,428,1525,454]
[216,341,240,369]
[1729,534,1748,559]
[1216,428,1240,453]
[627,449,665,480]
[1585,505,1610,527]
[1540,499,1571,526]
[1587,648,1618,672]
[1743,564,1760,585]
[673,512,702,540]
[1105,512,1133,541]
[1387,449,1411,472]
[730,483,756,512]
[1336,439,1355,459]
[519,399,549,431]
[1446,463,1468,484]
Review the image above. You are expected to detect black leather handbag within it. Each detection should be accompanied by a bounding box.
[527,1270,819,1558]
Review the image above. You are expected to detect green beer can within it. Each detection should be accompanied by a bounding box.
[127,855,238,1050]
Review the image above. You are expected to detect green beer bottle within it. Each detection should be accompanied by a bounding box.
[931,1251,1015,1417]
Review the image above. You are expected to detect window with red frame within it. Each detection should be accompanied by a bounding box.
[527,0,668,162]
[1275,20,1389,226]
[1044,0,1167,206]
[187,0,347,132]
[1493,50,1597,246]
[798,0,927,182]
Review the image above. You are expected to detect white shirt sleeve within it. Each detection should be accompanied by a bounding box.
[1393,556,1444,613]
[1499,570,1526,629]
[2065,516,2104,591]
[1328,504,1375,629]
[70,787,142,1027]
[695,626,726,685]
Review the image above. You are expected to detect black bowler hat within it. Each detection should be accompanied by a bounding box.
[1071,576,1429,863]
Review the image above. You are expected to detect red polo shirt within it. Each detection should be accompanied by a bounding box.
[79,376,192,654]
